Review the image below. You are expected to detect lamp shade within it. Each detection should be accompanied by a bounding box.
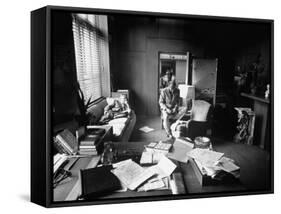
[178,84,195,99]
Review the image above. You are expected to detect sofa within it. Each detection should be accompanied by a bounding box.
[87,96,136,142]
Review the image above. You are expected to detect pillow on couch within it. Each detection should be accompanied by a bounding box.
[108,117,129,137]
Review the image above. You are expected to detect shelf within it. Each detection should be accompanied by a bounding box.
[241,93,270,104]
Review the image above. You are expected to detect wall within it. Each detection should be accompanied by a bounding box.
[109,16,272,116]
[233,29,271,97]
[109,16,205,116]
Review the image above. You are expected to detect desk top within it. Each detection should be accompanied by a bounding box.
[54,140,270,202]
[54,141,185,202]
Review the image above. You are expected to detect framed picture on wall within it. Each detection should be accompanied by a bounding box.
[31,5,274,208]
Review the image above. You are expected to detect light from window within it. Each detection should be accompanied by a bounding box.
[72,14,102,103]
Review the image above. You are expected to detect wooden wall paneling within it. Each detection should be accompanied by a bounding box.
[146,38,204,115]
[117,52,146,114]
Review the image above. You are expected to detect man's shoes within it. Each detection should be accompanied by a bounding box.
[167,134,174,139]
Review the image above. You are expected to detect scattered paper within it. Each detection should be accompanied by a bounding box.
[215,157,240,173]
[150,156,177,179]
[146,142,158,147]
[53,154,68,173]
[138,179,165,192]
[112,159,132,168]
[144,141,172,156]
[139,126,154,133]
[187,148,224,167]
[194,159,219,177]
[152,152,165,163]
[140,150,165,165]
[140,151,153,165]
[167,138,194,163]
[111,159,155,190]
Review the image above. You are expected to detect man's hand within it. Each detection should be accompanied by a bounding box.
[171,107,178,114]
[165,108,172,114]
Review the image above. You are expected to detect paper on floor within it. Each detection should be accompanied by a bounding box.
[139,126,154,133]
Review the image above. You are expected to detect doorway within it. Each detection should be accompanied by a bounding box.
[158,52,190,114]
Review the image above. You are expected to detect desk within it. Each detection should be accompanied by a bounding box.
[53,140,270,202]
[54,142,186,201]
[182,138,270,193]
[241,93,270,150]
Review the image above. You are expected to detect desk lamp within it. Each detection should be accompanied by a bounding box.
[178,84,195,112]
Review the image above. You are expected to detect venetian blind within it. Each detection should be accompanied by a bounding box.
[72,14,102,103]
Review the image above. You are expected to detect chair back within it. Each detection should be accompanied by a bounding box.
[191,100,211,122]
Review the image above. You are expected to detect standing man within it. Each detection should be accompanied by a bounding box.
[159,80,180,138]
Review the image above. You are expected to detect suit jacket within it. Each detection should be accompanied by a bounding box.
[159,87,180,111]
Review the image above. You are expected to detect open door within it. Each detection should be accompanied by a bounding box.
[158,52,190,114]
[191,58,218,105]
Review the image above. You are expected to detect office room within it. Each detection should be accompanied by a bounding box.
[50,9,272,203]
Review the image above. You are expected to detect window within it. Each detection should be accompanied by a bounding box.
[72,14,110,104]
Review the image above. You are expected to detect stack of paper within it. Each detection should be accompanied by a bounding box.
[187,148,240,178]
[187,148,224,167]
[140,150,166,165]
[145,141,172,154]
[215,157,240,178]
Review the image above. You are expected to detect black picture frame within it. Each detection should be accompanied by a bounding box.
[31,5,274,208]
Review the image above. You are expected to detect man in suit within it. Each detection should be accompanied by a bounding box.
[160,69,176,89]
[159,80,180,138]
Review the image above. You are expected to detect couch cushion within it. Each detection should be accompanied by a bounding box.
[108,117,130,137]
[106,97,115,106]
[87,99,108,124]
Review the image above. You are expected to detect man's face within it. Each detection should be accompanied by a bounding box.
[168,82,176,91]
[166,70,171,78]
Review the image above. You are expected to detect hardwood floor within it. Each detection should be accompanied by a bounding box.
[130,115,168,142]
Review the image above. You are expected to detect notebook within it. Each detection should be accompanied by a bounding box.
[80,165,121,199]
